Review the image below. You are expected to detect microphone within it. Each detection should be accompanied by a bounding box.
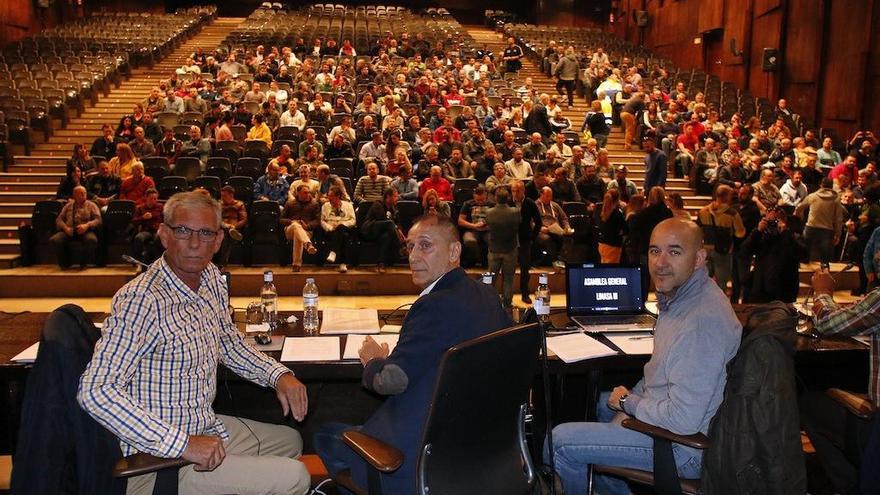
[121,255,150,270]
[841,262,856,272]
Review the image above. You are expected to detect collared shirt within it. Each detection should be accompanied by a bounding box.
[78,257,290,457]
[815,289,880,406]
[419,274,443,297]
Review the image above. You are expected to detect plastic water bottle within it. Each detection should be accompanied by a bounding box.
[481,272,494,285]
[534,273,551,325]
[303,278,319,335]
[260,270,278,327]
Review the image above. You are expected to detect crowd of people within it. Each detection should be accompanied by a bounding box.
[44,27,880,305]
[44,11,880,495]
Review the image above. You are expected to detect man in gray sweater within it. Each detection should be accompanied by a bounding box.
[553,47,580,107]
[795,177,844,264]
[549,218,742,495]
[485,188,521,307]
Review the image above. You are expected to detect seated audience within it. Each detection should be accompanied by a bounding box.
[536,186,571,264]
[458,186,494,268]
[390,164,419,201]
[119,163,156,204]
[354,162,392,204]
[255,163,291,206]
[131,188,163,264]
[320,186,356,273]
[86,161,122,209]
[282,184,320,272]
[50,186,101,269]
[361,188,405,272]
[422,188,451,217]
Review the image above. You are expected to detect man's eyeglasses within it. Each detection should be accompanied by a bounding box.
[166,224,220,242]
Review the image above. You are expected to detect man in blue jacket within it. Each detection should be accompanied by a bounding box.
[314,214,512,494]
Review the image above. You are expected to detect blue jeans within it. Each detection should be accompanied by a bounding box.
[546,393,703,495]
[313,422,364,495]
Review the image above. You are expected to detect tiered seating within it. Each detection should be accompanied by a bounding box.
[0,7,215,165]
[502,23,811,136]
[221,4,475,59]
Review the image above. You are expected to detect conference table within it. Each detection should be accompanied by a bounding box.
[0,306,869,453]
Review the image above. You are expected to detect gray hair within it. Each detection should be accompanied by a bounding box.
[163,191,222,228]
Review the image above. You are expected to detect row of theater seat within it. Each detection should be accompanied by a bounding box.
[221,4,474,59]
[503,22,810,135]
[0,7,216,164]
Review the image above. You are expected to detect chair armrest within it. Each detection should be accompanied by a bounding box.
[827,388,877,420]
[621,418,711,450]
[113,453,190,478]
[341,430,404,473]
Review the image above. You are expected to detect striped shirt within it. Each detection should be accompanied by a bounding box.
[814,289,880,406]
[77,257,290,457]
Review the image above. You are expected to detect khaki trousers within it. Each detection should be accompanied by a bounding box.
[620,111,636,148]
[126,415,310,495]
[285,222,313,266]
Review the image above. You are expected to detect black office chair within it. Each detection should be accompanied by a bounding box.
[102,200,135,265]
[589,303,805,495]
[396,200,423,234]
[335,323,542,495]
[226,175,255,205]
[192,176,221,198]
[11,304,188,495]
[172,157,201,183]
[247,200,281,265]
[157,176,188,200]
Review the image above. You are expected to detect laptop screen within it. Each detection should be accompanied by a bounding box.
[566,264,645,315]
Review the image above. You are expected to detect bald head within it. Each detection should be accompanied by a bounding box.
[648,218,706,294]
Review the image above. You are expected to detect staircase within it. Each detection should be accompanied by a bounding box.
[465,26,711,213]
[0,17,243,268]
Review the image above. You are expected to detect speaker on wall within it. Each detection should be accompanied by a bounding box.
[635,10,649,27]
[762,48,779,72]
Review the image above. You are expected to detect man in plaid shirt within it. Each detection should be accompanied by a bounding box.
[78,191,310,495]
[804,269,880,494]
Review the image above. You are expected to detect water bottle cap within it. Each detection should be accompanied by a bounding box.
[263,270,273,282]
[306,278,315,284]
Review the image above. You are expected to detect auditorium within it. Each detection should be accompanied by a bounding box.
[0,0,878,493]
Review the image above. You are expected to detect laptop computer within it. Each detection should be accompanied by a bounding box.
[565,263,657,332]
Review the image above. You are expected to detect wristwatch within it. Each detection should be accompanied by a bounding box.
[618,393,629,412]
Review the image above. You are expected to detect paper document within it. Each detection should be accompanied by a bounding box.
[606,334,654,355]
[380,324,402,334]
[12,342,40,363]
[344,334,400,360]
[245,323,271,334]
[320,308,380,334]
[281,337,341,362]
[546,333,617,363]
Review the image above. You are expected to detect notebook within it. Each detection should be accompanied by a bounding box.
[566,263,656,332]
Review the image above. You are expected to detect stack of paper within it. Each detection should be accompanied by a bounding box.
[606,334,654,355]
[343,334,400,359]
[11,342,40,363]
[280,337,341,362]
[320,308,380,334]
[546,333,617,363]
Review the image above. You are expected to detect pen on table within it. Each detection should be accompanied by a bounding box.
[628,335,654,340]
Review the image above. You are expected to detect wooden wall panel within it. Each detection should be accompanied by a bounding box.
[753,0,782,16]
[697,0,724,33]
[748,8,782,101]
[819,0,870,122]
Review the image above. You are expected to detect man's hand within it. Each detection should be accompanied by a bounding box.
[359,335,390,366]
[64,226,74,236]
[607,385,630,412]
[868,272,876,284]
[811,269,836,296]
[275,372,308,422]
[143,212,153,220]
[182,435,225,471]
[75,224,88,235]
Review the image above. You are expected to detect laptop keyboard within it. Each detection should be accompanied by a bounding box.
[575,314,656,326]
